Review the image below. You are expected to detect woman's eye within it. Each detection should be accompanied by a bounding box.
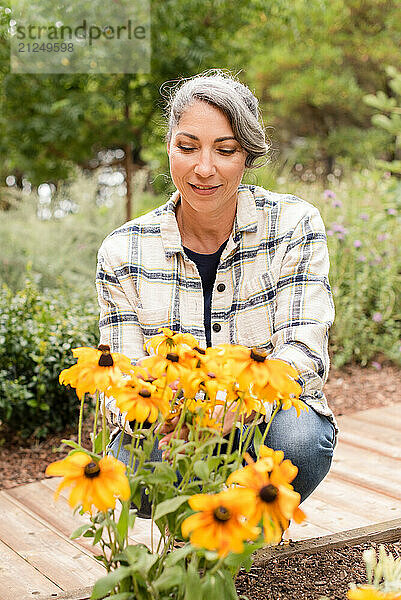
[218,148,236,155]
[177,145,196,152]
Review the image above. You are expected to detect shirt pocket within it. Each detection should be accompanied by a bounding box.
[235,272,277,348]
[135,306,171,341]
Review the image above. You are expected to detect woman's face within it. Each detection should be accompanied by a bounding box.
[167,100,247,214]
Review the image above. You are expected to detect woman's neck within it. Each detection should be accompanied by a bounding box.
[176,199,236,254]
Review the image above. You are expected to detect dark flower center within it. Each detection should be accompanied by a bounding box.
[259,484,278,503]
[145,377,156,383]
[250,348,267,363]
[98,345,114,367]
[207,372,216,379]
[194,346,206,355]
[166,352,179,363]
[139,388,152,398]
[214,506,231,522]
[84,461,101,478]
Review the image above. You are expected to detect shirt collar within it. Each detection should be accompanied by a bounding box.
[160,184,258,257]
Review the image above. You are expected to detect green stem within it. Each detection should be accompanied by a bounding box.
[102,392,107,456]
[78,393,85,447]
[258,401,281,454]
[92,390,99,453]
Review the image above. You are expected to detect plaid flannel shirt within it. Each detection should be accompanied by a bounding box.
[96,184,338,441]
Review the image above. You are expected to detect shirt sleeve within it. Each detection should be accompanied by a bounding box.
[268,205,335,400]
[96,241,147,433]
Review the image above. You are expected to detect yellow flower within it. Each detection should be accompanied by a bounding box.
[59,345,132,397]
[45,451,130,514]
[227,446,305,544]
[110,377,172,424]
[145,327,198,357]
[181,488,259,557]
[140,348,196,384]
[348,588,401,600]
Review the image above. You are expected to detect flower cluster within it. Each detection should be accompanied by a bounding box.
[182,445,305,556]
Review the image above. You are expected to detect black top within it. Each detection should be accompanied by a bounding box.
[183,239,228,347]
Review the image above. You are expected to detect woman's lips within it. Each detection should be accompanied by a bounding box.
[189,183,222,196]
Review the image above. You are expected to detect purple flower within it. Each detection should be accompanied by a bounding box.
[371,361,382,370]
[324,189,336,199]
[336,233,345,241]
[372,312,383,323]
[377,233,388,242]
[359,213,369,221]
[353,240,362,248]
[357,254,367,262]
[332,223,345,233]
[387,208,396,215]
[332,199,343,208]
[327,229,334,237]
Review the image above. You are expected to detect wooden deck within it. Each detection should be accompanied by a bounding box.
[1,403,401,599]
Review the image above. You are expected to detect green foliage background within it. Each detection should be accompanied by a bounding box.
[0,0,400,438]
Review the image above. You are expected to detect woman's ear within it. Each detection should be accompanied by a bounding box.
[166,140,170,156]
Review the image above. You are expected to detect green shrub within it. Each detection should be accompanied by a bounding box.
[0,278,99,439]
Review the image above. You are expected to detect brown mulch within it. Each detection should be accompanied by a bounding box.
[235,540,401,600]
[0,363,400,490]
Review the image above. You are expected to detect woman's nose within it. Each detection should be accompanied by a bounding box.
[194,151,217,177]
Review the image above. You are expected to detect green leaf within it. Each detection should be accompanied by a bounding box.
[102,594,134,600]
[117,501,129,543]
[71,524,93,539]
[124,545,159,574]
[165,544,193,567]
[93,526,104,545]
[184,560,202,600]
[252,425,262,456]
[90,566,132,599]
[193,460,209,481]
[153,495,191,521]
[153,565,184,592]
[153,461,178,483]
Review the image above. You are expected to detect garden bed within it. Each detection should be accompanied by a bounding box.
[236,539,401,600]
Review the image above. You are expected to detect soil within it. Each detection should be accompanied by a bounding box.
[1,364,400,600]
[235,540,401,600]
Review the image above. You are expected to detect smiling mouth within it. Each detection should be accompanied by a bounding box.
[189,183,222,190]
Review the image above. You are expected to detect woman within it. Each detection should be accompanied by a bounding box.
[96,70,337,512]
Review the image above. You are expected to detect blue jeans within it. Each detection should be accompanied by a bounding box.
[107,405,336,512]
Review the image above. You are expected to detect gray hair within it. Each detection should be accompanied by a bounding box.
[162,69,269,169]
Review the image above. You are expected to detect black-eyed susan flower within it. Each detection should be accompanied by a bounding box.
[145,327,198,357]
[347,589,401,600]
[59,345,132,397]
[181,488,259,557]
[45,451,130,514]
[226,445,305,544]
[110,376,172,424]
[140,347,197,385]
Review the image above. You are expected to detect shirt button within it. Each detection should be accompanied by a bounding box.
[212,323,221,332]
[217,283,226,292]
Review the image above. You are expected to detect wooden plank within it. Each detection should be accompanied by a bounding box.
[336,417,401,458]
[347,404,401,430]
[7,482,101,555]
[286,519,335,541]
[41,587,92,600]
[297,495,375,532]
[0,539,61,599]
[330,443,401,499]
[0,493,105,589]
[339,430,401,459]
[254,517,401,566]
[311,474,401,521]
